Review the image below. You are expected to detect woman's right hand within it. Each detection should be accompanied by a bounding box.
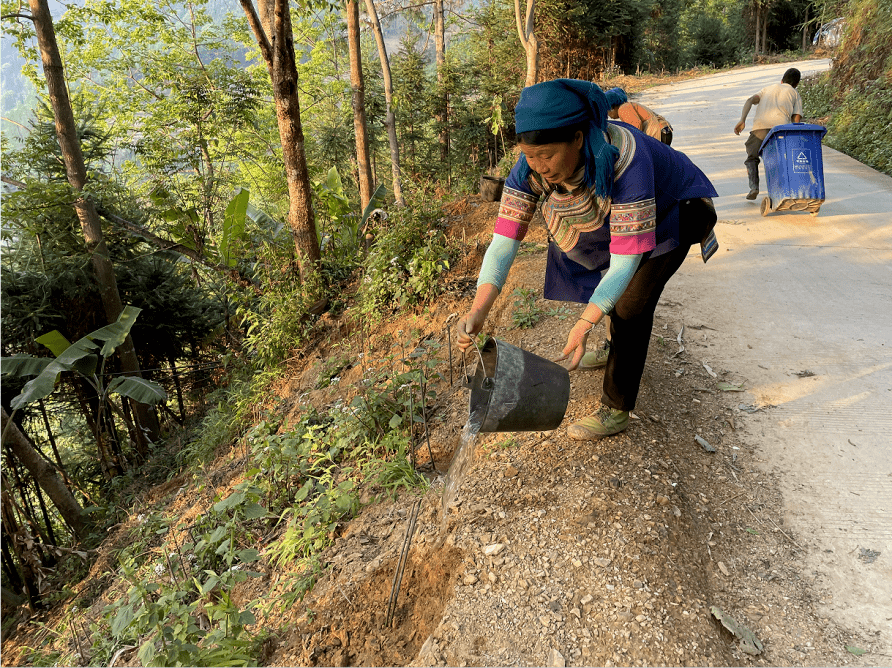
[456,310,486,352]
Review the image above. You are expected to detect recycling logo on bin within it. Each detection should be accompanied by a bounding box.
[793,149,812,173]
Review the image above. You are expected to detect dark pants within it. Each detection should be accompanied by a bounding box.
[744,129,769,170]
[601,199,716,411]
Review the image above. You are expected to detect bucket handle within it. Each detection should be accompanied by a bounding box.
[462,338,488,386]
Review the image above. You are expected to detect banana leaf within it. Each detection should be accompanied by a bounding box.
[107,376,166,405]
[9,337,100,410]
[0,355,53,378]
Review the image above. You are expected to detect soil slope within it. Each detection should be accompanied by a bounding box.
[260,198,870,667]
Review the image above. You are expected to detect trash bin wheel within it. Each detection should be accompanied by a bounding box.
[760,197,772,217]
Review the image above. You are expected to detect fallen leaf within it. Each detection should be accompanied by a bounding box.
[710,606,763,655]
[717,561,730,576]
[857,548,881,564]
[717,381,745,392]
[846,646,866,656]
[695,434,716,452]
[703,360,717,378]
[672,325,686,357]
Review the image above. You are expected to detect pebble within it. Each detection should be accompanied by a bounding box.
[580,594,593,605]
[504,465,519,478]
[463,573,479,585]
[594,558,611,568]
[484,543,505,556]
[547,648,566,667]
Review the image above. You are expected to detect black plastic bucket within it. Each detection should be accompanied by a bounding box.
[480,175,505,202]
[466,338,570,432]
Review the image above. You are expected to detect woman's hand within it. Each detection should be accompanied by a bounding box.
[456,284,500,352]
[554,319,596,370]
[456,310,486,352]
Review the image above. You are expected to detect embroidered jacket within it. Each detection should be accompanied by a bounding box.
[493,122,717,302]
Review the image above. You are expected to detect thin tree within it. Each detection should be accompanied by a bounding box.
[434,0,448,162]
[1,409,90,539]
[515,0,539,87]
[363,0,404,205]
[1,484,42,610]
[14,0,160,444]
[240,0,321,282]
[347,0,374,209]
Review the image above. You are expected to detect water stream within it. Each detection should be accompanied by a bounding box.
[440,406,485,522]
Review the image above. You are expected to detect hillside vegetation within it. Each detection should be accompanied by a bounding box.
[800,0,892,175]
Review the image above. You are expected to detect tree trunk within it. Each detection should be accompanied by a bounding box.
[802,4,809,51]
[28,0,160,445]
[241,0,321,283]
[363,0,404,205]
[1,527,27,602]
[434,0,449,164]
[761,16,768,55]
[33,478,59,548]
[515,0,538,88]
[347,0,374,209]
[2,408,90,538]
[37,399,71,489]
[1,482,43,609]
[168,355,187,422]
[4,453,52,560]
[754,2,761,57]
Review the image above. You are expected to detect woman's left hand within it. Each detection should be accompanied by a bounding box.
[554,319,595,371]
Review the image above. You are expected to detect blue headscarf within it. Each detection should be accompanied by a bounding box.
[514,79,620,199]
[605,87,628,108]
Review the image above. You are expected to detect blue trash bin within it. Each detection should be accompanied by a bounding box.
[758,123,827,216]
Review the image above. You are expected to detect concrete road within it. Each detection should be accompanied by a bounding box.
[638,60,892,661]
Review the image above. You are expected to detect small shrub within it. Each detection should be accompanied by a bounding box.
[511,287,542,329]
[358,197,458,318]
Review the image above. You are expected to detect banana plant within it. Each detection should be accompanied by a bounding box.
[1,306,167,466]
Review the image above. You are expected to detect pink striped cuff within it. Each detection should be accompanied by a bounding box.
[609,231,656,254]
[494,217,528,240]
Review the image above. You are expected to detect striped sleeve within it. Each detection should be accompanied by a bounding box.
[609,198,657,254]
[494,186,538,241]
[608,131,657,255]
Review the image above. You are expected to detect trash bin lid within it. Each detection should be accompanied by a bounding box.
[760,123,827,153]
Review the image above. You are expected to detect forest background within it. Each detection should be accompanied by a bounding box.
[0,0,889,663]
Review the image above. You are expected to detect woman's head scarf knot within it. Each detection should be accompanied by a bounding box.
[514,79,620,198]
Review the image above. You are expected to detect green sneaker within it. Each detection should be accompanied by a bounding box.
[567,406,629,440]
[579,340,611,369]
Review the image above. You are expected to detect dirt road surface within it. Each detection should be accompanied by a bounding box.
[639,59,892,661]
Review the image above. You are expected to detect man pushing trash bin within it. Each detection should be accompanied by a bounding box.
[734,68,803,200]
